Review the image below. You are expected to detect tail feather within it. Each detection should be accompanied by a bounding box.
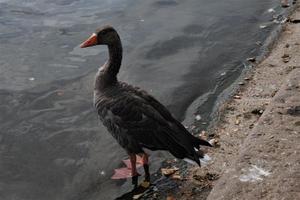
[157,126,212,166]
[193,137,212,147]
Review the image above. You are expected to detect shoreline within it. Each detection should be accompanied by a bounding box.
[185,0,297,141]
[176,1,300,199]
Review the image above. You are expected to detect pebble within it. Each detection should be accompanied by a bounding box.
[166,196,176,200]
[234,95,242,99]
[249,124,254,129]
[268,64,276,67]
[209,138,219,146]
[208,132,215,137]
[251,108,264,115]
[161,167,179,176]
[294,121,300,126]
[282,54,291,63]
[171,174,182,180]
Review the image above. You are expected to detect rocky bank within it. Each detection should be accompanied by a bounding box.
[176,1,300,200]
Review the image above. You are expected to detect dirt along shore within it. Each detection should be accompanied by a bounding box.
[174,2,300,200]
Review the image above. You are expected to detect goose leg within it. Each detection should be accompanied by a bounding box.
[142,153,150,182]
[129,154,139,188]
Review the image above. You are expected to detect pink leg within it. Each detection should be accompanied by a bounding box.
[129,154,139,188]
[142,153,150,182]
[129,154,138,176]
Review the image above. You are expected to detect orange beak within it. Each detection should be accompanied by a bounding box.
[80,33,98,48]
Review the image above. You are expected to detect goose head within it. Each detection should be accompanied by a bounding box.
[80,25,120,48]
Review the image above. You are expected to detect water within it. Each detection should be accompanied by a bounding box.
[0,0,287,199]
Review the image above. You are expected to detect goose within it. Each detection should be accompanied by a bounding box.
[80,25,211,188]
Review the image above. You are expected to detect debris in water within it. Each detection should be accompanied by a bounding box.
[239,165,271,182]
[280,17,288,24]
[195,114,201,121]
[57,90,64,96]
[267,8,275,13]
[256,41,262,46]
[139,19,145,22]
[275,16,287,24]
[259,24,267,29]
[247,57,256,62]
[220,72,226,76]
[133,193,144,200]
[28,77,35,81]
[100,170,106,176]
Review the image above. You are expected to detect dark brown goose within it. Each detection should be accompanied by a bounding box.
[80,25,211,188]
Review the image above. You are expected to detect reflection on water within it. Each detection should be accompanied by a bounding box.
[0,0,287,199]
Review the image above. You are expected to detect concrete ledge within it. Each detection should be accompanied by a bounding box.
[207,69,300,200]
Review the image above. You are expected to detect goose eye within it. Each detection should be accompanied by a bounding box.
[102,30,109,36]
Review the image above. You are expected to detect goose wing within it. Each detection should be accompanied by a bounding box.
[102,84,210,162]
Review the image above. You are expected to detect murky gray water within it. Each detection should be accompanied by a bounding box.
[0,0,288,199]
